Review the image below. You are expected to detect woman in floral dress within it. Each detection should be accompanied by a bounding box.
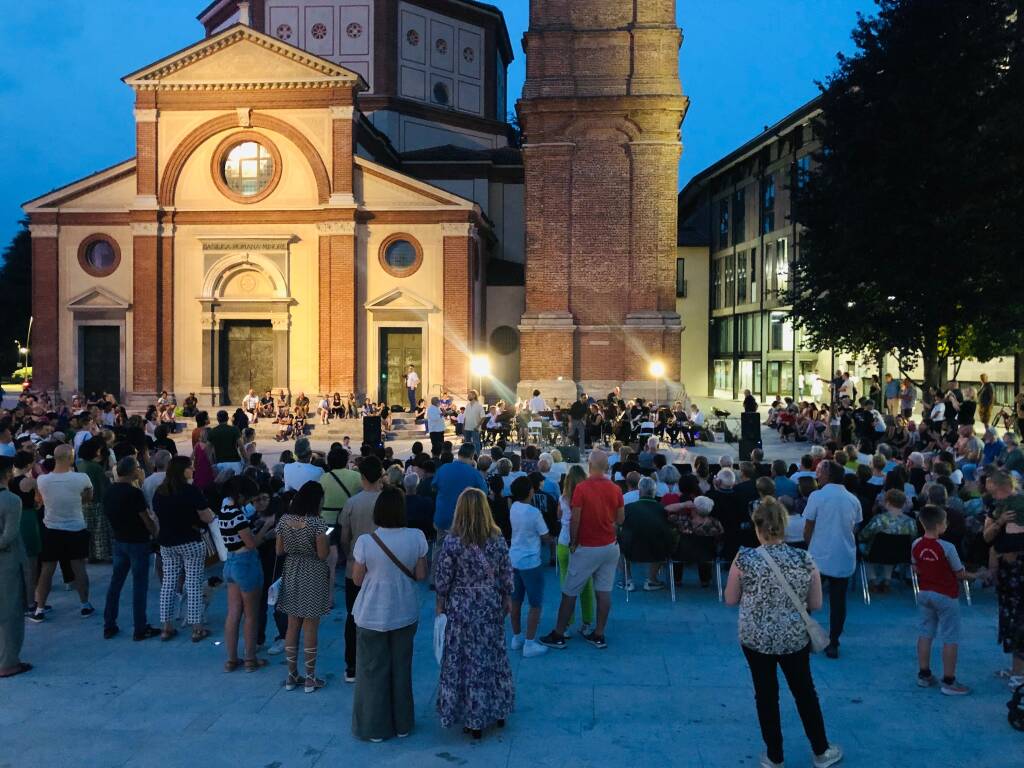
[435,488,514,738]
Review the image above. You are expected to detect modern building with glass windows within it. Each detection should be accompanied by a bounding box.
[677,96,822,402]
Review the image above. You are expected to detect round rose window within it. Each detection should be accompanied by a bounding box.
[385,240,417,270]
[311,22,328,40]
[346,22,363,38]
[463,47,475,63]
[406,29,420,46]
[435,38,448,55]
[221,141,275,197]
[276,23,292,40]
[86,241,116,271]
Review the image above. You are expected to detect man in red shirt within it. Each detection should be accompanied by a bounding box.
[540,449,624,650]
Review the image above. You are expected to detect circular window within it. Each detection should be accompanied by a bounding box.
[276,23,292,40]
[463,46,475,63]
[346,22,363,38]
[432,81,450,105]
[406,29,420,46]
[490,326,520,356]
[310,22,328,40]
[77,234,121,277]
[435,38,448,55]
[378,234,423,277]
[211,132,282,204]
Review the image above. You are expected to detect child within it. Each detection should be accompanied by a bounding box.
[508,475,550,658]
[913,504,970,695]
[858,489,919,591]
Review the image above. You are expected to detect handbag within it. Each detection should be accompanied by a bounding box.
[757,547,830,653]
[371,532,417,580]
[433,613,447,666]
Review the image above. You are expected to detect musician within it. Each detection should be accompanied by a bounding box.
[586,402,604,446]
[526,389,547,413]
[569,393,589,448]
[403,365,420,412]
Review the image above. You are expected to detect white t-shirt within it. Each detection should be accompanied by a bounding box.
[405,371,420,390]
[790,470,816,481]
[508,500,548,570]
[804,483,863,577]
[501,471,527,497]
[426,405,446,433]
[463,401,484,431]
[352,527,427,632]
[72,429,92,456]
[283,462,325,492]
[527,396,547,412]
[243,394,259,412]
[558,496,572,547]
[142,471,166,510]
[622,490,641,505]
[38,471,94,531]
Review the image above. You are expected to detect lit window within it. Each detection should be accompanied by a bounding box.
[222,141,275,197]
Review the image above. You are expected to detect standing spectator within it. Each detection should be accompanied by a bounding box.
[276,481,330,692]
[803,461,862,658]
[508,476,549,657]
[900,378,917,419]
[426,397,446,458]
[9,453,40,612]
[462,389,484,455]
[540,449,624,650]
[0,456,31,678]
[77,437,111,562]
[404,365,420,412]
[982,470,1024,688]
[102,457,159,641]
[33,445,94,621]
[319,447,360,601]
[351,487,428,741]
[432,443,488,566]
[724,497,841,768]
[555,466,593,635]
[283,438,324,492]
[883,373,900,417]
[435,488,514,739]
[152,456,214,642]
[207,410,244,473]
[142,450,171,511]
[339,456,384,683]
[977,373,995,428]
[569,393,588,448]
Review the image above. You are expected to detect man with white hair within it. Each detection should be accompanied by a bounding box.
[540,449,624,650]
[708,468,748,562]
[142,450,172,511]
[619,476,673,591]
[638,436,660,470]
[1003,432,1024,475]
[283,437,323,492]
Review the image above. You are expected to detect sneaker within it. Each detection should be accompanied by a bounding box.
[103,626,119,639]
[80,603,95,618]
[538,631,567,650]
[940,680,970,696]
[760,756,784,768]
[616,579,635,592]
[344,669,356,683]
[1007,675,1024,689]
[523,640,548,658]
[812,744,843,768]
[643,579,665,592]
[26,610,45,624]
[582,631,607,650]
[510,633,525,651]
[133,626,161,641]
[917,673,936,688]
[267,639,285,656]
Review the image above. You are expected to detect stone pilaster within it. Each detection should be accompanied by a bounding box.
[28,221,59,393]
[317,221,356,392]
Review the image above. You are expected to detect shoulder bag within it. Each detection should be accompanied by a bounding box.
[370,531,417,580]
[757,547,829,653]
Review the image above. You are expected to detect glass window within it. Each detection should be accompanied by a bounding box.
[85,240,116,271]
[732,188,746,245]
[710,317,734,356]
[738,312,762,354]
[736,252,747,304]
[724,255,735,308]
[711,259,722,310]
[675,258,687,297]
[384,239,418,270]
[796,155,811,189]
[221,141,275,197]
[764,241,776,299]
[718,199,729,250]
[750,247,759,303]
[776,238,789,296]
[769,311,794,351]
[714,359,734,394]
[761,174,776,234]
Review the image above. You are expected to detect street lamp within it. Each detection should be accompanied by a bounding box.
[649,360,665,406]
[470,354,490,402]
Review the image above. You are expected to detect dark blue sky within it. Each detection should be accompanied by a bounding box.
[0,0,876,247]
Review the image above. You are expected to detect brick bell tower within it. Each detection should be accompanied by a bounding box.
[516,0,689,403]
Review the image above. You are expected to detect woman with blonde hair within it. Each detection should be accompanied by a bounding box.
[556,465,594,636]
[724,497,841,768]
[435,488,514,739]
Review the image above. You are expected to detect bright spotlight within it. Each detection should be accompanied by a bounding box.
[470,354,491,377]
[649,360,666,378]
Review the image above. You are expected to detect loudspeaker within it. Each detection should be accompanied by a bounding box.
[560,445,581,463]
[740,412,762,441]
[362,415,383,448]
[739,438,762,461]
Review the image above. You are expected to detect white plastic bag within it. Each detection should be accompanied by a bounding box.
[266,577,282,607]
[207,520,228,562]
[433,613,448,665]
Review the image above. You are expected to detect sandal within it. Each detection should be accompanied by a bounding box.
[244,657,269,673]
[191,628,211,643]
[224,659,241,673]
[0,662,33,679]
[160,628,178,642]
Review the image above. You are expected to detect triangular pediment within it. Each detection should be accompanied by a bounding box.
[123,24,366,90]
[364,288,437,312]
[67,287,131,311]
[356,158,477,209]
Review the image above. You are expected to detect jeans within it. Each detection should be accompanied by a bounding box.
[463,429,481,455]
[103,541,152,634]
[407,388,417,411]
[572,419,587,448]
[823,575,849,646]
[742,644,830,764]
[345,577,361,673]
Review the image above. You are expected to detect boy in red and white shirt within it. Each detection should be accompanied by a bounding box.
[912,505,969,695]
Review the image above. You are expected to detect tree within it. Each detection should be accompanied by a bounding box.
[790,0,1024,388]
[0,220,32,377]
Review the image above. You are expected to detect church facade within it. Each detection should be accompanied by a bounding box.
[24,0,687,407]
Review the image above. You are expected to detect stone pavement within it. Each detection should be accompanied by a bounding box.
[3,559,1019,768]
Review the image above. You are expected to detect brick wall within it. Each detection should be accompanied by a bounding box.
[132,233,159,394]
[443,235,472,395]
[519,328,574,380]
[332,113,353,198]
[158,235,174,389]
[136,120,157,197]
[30,234,59,391]
[318,232,356,392]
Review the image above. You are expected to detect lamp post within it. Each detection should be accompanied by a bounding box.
[649,360,665,407]
[470,354,491,404]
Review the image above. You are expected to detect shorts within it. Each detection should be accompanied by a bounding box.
[512,565,545,607]
[563,542,620,596]
[40,526,90,562]
[223,548,264,593]
[917,590,961,644]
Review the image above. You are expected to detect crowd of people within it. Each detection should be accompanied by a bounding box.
[1,380,1022,766]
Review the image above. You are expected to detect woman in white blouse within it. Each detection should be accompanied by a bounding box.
[351,487,428,742]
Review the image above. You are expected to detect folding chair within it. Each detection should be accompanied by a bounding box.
[859,533,915,605]
[638,421,656,443]
[527,420,543,445]
[667,535,720,603]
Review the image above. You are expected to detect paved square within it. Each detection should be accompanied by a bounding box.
[3,557,1017,768]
